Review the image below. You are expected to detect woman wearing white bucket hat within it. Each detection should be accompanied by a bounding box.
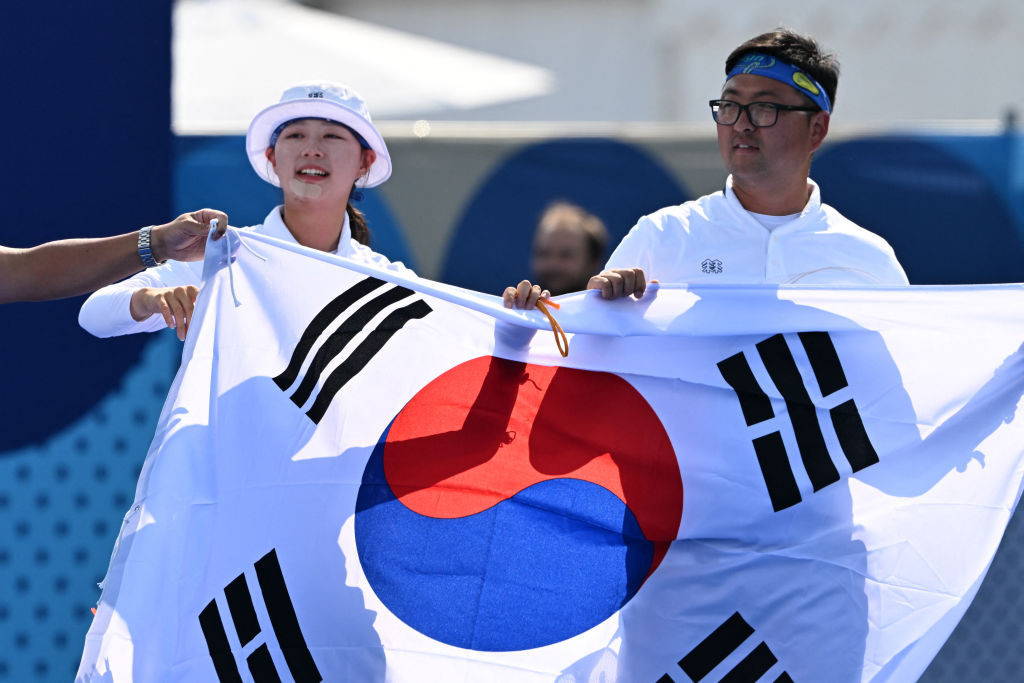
[79,81,412,339]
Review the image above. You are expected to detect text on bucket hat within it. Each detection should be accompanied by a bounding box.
[246,81,392,188]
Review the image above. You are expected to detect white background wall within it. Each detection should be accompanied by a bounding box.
[305,0,1023,127]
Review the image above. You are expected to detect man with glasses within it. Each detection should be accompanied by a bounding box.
[590,28,907,300]
[503,29,907,309]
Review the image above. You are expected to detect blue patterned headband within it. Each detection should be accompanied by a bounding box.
[726,53,832,114]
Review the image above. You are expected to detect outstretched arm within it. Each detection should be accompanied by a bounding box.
[0,209,227,304]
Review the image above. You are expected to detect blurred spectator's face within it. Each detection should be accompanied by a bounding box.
[531,225,597,296]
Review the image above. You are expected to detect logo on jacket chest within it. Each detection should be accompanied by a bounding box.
[701,258,723,274]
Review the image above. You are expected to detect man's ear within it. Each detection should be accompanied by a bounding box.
[265,147,276,165]
[809,111,830,153]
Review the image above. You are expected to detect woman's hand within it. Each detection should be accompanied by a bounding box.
[502,280,550,310]
[130,286,200,340]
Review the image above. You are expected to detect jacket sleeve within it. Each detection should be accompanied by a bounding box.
[78,260,204,338]
[603,215,660,278]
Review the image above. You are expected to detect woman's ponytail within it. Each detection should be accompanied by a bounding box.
[346,202,371,246]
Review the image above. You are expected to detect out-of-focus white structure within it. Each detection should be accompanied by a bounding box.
[173,0,555,133]
[303,0,1023,127]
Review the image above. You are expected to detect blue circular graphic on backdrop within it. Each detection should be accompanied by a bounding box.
[814,136,1023,284]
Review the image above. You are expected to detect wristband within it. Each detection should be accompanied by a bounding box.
[138,226,164,268]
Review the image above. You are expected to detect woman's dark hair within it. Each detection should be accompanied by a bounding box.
[725,28,840,109]
[346,202,371,246]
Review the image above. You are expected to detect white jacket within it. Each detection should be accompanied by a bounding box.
[606,176,908,286]
[79,206,414,338]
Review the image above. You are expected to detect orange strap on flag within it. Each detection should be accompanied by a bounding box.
[534,298,568,357]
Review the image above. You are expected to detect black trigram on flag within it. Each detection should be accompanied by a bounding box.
[199,549,322,683]
[658,612,791,683]
[273,276,433,424]
[718,332,879,512]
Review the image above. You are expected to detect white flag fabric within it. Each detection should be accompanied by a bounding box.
[78,229,1024,682]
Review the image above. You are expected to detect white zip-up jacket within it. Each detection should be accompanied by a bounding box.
[79,206,414,338]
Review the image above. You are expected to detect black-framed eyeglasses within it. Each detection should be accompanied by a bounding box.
[709,99,819,128]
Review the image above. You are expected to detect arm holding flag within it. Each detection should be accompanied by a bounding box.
[0,209,225,305]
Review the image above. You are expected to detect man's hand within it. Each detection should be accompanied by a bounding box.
[586,268,649,299]
[502,280,550,310]
[130,286,200,341]
[150,209,228,263]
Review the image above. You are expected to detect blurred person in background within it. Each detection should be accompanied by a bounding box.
[0,210,226,305]
[530,201,608,296]
[505,28,906,309]
[78,81,413,340]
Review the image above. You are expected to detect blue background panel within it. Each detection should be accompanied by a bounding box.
[815,135,1024,284]
[0,2,173,678]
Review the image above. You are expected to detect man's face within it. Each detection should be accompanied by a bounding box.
[531,225,597,296]
[716,74,829,189]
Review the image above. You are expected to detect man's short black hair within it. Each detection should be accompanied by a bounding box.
[725,28,840,110]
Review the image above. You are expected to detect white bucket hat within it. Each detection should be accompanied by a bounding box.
[246,81,392,188]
